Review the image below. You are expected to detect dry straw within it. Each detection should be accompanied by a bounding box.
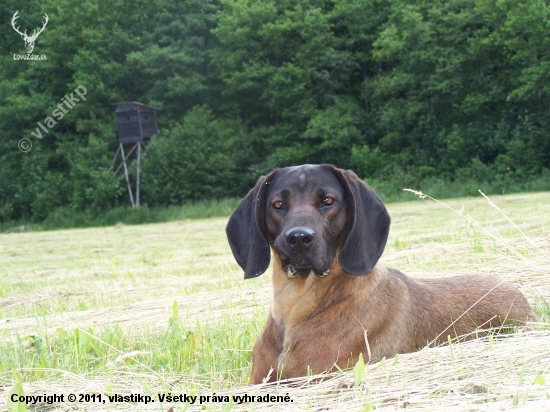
[4,330,549,411]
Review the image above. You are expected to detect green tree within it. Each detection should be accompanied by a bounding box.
[141,106,251,204]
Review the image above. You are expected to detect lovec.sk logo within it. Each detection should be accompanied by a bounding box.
[11,10,48,60]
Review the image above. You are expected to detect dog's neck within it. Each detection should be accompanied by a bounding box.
[270,251,385,328]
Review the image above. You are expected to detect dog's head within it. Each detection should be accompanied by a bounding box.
[226,164,390,279]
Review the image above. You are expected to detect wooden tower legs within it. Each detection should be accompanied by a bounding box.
[110,141,144,207]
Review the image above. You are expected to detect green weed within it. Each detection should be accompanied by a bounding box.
[1,305,265,386]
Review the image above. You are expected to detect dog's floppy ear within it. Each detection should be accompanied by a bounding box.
[226,171,275,279]
[329,166,391,275]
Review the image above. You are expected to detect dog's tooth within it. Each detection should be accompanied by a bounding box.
[286,266,297,278]
[319,270,330,278]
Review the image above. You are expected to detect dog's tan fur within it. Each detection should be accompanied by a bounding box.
[250,254,536,383]
[225,165,537,384]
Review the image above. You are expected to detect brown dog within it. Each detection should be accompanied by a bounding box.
[226,164,537,383]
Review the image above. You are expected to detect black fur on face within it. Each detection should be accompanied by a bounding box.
[265,165,347,278]
[226,164,391,279]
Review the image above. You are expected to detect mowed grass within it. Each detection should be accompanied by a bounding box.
[1,191,549,410]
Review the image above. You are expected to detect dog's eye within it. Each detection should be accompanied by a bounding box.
[273,201,284,210]
[323,197,335,206]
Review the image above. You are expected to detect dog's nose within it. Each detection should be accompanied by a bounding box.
[285,227,316,251]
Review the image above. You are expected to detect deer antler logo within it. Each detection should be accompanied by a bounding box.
[11,11,49,54]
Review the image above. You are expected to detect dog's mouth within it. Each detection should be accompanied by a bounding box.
[281,255,331,279]
[284,264,330,279]
[274,238,332,279]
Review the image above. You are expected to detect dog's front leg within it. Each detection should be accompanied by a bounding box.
[249,313,284,384]
[276,345,337,379]
[276,331,352,379]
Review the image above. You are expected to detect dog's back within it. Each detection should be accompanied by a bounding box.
[388,269,537,350]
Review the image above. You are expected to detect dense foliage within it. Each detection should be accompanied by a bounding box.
[1,0,549,222]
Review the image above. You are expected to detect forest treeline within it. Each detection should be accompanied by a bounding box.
[1,0,549,223]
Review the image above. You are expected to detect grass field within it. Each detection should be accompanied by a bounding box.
[1,191,549,411]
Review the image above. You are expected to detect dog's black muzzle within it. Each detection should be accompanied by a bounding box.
[285,226,315,252]
[275,226,331,279]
